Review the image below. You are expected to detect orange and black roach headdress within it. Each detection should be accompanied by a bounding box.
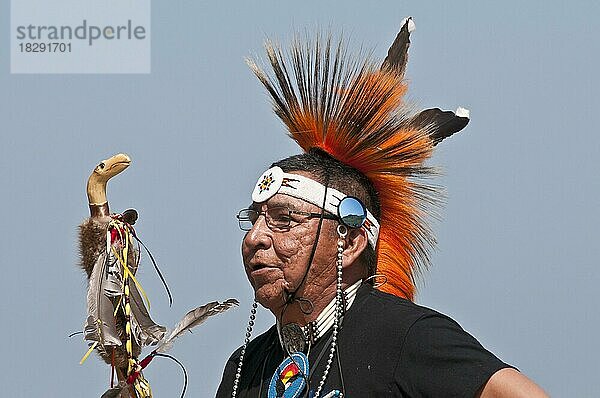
[247,18,470,300]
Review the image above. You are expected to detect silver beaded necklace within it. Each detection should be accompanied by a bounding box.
[231,301,257,397]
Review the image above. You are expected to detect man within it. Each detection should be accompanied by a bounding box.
[217,19,547,398]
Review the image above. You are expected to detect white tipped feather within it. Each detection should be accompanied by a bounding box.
[456,106,470,118]
[401,16,416,33]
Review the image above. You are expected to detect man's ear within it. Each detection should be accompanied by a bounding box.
[342,227,369,267]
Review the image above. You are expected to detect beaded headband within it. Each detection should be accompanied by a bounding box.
[251,166,380,248]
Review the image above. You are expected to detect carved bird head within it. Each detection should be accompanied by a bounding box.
[87,153,131,207]
[91,153,131,183]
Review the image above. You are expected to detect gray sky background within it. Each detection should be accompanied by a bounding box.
[1,1,598,396]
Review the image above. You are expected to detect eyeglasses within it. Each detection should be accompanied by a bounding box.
[236,206,338,231]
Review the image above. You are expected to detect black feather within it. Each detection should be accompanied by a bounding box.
[381,17,413,78]
[409,108,470,145]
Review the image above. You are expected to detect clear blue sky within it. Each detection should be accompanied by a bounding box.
[1,1,598,396]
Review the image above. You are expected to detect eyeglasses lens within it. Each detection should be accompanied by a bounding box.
[237,207,294,231]
[237,209,256,231]
[266,207,292,228]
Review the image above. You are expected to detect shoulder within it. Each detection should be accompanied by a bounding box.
[356,287,502,360]
[341,285,457,361]
[361,289,513,397]
[337,285,511,396]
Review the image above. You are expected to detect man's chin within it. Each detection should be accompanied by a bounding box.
[254,283,287,312]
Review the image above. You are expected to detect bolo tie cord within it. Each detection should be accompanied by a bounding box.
[275,174,330,397]
[336,346,346,396]
[283,172,330,311]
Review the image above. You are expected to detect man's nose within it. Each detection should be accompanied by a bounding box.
[243,213,272,250]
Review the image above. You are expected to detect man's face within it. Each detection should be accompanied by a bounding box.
[241,190,338,314]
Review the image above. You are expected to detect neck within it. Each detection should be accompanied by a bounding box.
[276,280,362,352]
[278,278,359,326]
[89,203,110,217]
[278,286,336,326]
[86,176,108,206]
[302,279,362,342]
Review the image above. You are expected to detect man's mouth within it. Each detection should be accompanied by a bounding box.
[248,263,281,280]
[247,261,273,271]
[250,264,273,274]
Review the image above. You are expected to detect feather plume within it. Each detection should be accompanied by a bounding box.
[100,383,126,398]
[84,251,122,347]
[156,299,239,353]
[409,107,470,146]
[128,281,166,346]
[381,17,415,78]
[247,24,468,299]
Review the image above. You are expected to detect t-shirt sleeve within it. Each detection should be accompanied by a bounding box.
[395,314,512,398]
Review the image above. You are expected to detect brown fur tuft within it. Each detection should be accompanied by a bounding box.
[78,216,111,278]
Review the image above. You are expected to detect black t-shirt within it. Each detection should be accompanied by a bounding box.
[216,285,511,397]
